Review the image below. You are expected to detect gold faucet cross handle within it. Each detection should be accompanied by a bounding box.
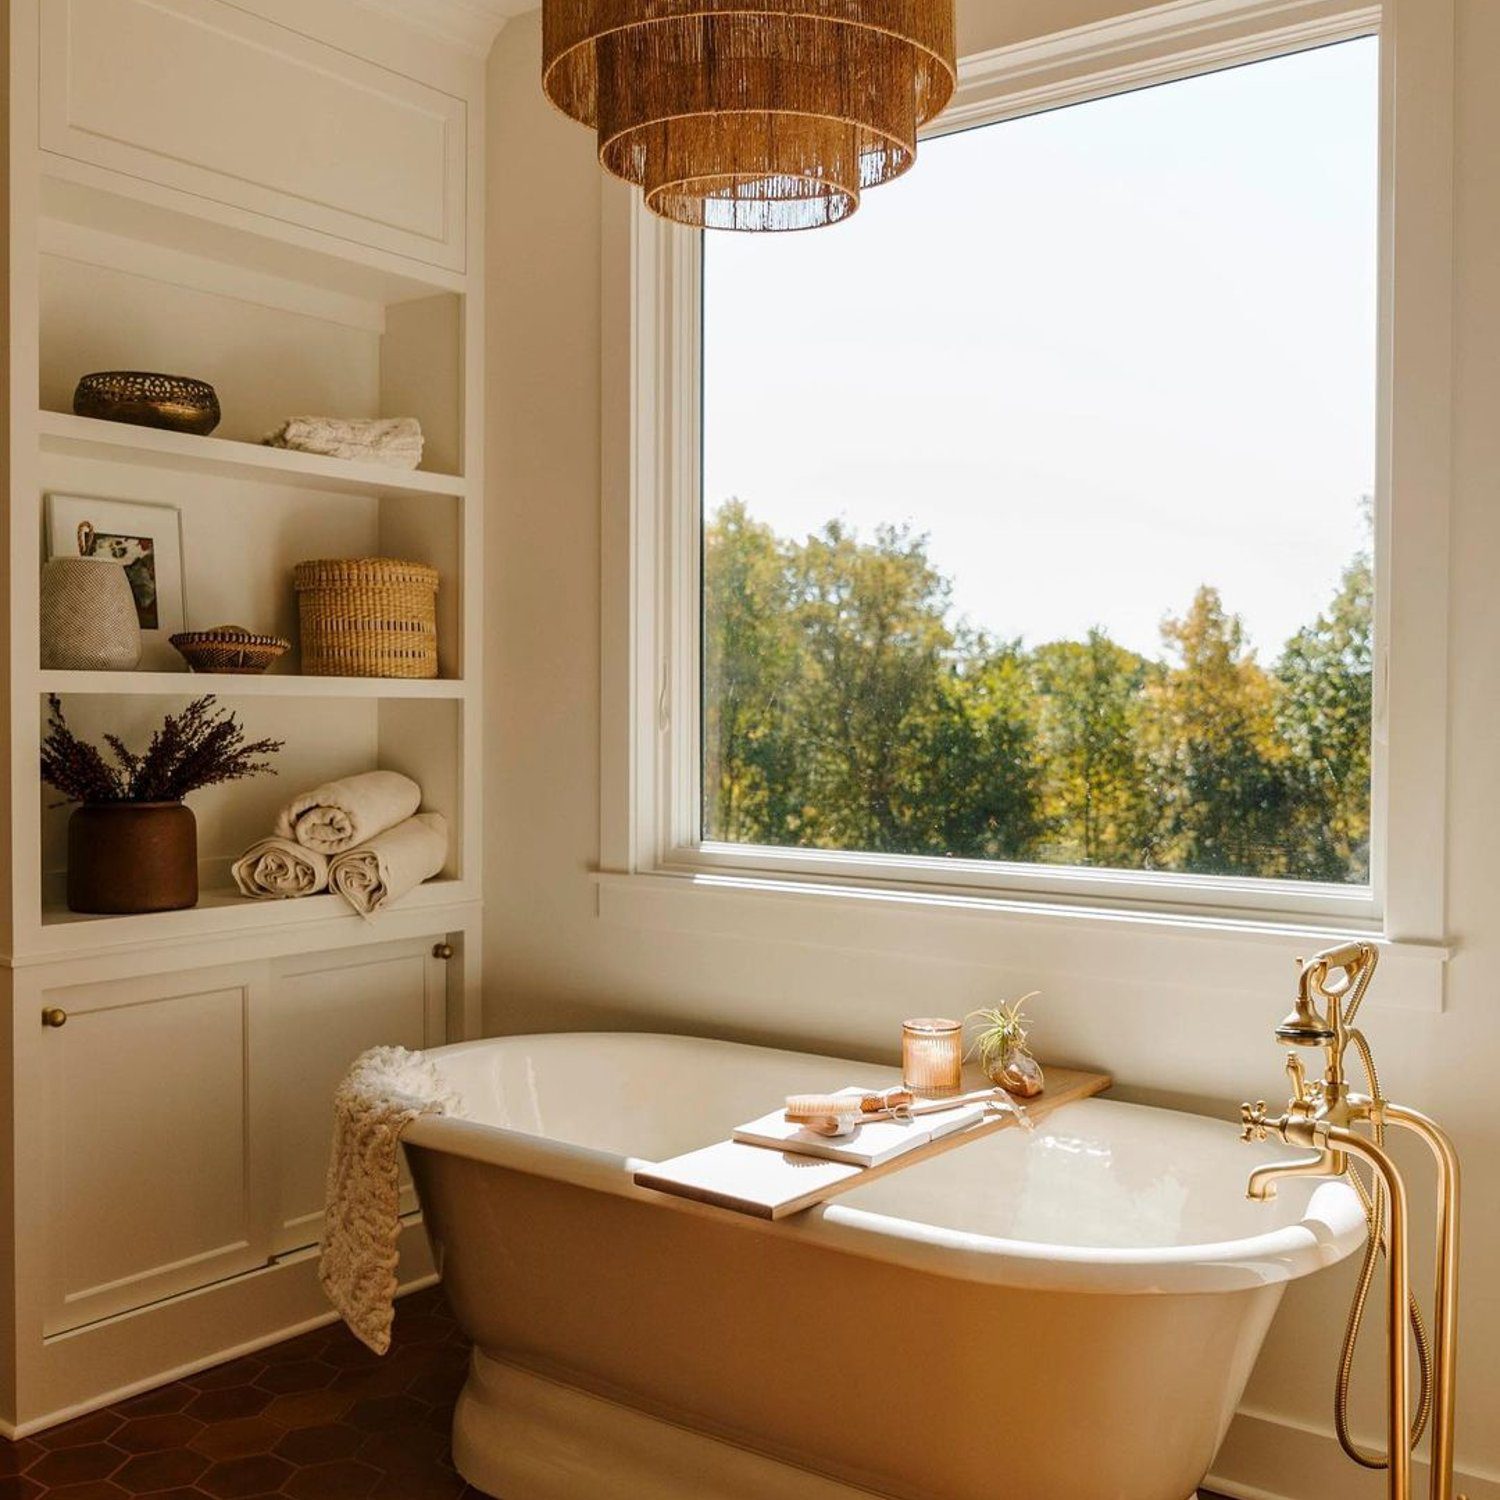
[1240,1100,1271,1143]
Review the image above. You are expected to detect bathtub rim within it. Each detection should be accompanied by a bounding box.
[401,1032,1368,1296]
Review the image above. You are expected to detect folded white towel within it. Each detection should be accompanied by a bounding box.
[319,1046,460,1354]
[276,770,422,854]
[264,416,424,470]
[231,837,330,899]
[330,813,448,917]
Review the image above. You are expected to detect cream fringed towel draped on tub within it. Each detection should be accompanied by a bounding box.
[320,1046,461,1354]
[276,770,421,854]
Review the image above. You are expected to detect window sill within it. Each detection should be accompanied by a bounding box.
[591,869,1450,1014]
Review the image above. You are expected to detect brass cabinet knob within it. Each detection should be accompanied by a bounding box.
[432,943,454,961]
[41,1007,68,1028]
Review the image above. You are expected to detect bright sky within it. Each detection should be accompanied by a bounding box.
[702,38,1379,662]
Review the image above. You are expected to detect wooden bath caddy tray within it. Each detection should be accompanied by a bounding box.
[634,1066,1112,1220]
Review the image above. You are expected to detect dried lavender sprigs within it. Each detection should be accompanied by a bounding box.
[41,694,284,804]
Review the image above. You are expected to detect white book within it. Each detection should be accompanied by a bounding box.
[733,1085,990,1168]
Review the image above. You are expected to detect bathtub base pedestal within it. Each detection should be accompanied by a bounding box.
[453,1351,880,1500]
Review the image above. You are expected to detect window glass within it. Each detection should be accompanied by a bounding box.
[701,39,1379,883]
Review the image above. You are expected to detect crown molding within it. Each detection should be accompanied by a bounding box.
[349,0,530,55]
[943,0,1379,131]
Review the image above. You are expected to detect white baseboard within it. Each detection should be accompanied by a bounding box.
[1207,1409,1499,1500]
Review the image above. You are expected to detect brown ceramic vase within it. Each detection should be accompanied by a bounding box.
[67,801,198,914]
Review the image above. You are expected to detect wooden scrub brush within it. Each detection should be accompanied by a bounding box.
[785,1085,1026,1138]
[784,1087,914,1137]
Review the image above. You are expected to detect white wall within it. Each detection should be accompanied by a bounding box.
[484,6,1500,1495]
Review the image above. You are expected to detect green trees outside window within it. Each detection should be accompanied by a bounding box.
[702,499,1373,884]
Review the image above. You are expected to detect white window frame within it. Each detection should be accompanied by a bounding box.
[599,0,1454,994]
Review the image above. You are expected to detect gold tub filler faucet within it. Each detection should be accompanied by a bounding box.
[1240,942,1462,1500]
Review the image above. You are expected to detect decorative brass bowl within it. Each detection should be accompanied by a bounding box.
[170,626,290,675]
[73,371,221,435]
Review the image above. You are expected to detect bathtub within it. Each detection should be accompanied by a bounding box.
[402,1032,1366,1500]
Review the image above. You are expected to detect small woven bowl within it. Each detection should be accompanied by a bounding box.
[170,626,290,675]
[74,371,221,436]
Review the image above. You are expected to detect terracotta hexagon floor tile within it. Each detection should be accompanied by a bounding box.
[28,1484,129,1500]
[261,1389,356,1431]
[109,1415,203,1455]
[355,1426,449,1480]
[251,1362,335,1397]
[370,1471,470,1500]
[327,1362,416,1399]
[0,1444,40,1478]
[256,1332,331,1367]
[318,1341,383,1372]
[185,1360,266,1394]
[186,1416,283,1463]
[110,1448,209,1494]
[32,1415,121,1453]
[24,1448,123,1488]
[387,1315,450,1346]
[281,1458,382,1500]
[184,1389,274,1424]
[196,1453,294,1499]
[345,1396,428,1434]
[107,1387,193,1420]
[272,1424,363,1466]
[405,1365,467,1407]
[0,1477,43,1500]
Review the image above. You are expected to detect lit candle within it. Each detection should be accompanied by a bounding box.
[902,1017,963,1096]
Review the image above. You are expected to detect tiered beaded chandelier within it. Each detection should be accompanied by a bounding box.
[541,3,958,232]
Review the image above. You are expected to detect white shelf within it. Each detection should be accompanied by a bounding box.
[36,670,469,700]
[34,877,477,954]
[39,411,467,499]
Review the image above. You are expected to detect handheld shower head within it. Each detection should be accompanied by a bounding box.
[1275,958,1337,1046]
[1275,1004,1336,1045]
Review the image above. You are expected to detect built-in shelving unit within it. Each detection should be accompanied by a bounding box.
[19,98,484,960]
[3,0,493,1435]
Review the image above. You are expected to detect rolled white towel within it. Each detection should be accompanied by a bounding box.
[276,770,421,854]
[330,813,448,917]
[231,837,330,899]
[263,416,423,470]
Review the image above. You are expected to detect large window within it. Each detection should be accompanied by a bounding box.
[701,39,1379,889]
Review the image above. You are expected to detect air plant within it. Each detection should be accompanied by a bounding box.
[41,694,283,804]
[966,992,1044,1096]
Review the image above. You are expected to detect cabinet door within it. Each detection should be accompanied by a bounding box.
[260,938,448,1256]
[41,965,269,1337]
[40,0,467,271]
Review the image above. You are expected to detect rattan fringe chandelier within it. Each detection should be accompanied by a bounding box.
[542,3,958,232]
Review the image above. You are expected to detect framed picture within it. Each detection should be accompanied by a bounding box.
[46,494,186,670]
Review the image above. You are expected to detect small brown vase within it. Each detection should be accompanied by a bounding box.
[67,802,198,914]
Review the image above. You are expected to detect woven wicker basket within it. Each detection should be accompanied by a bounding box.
[170,626,290,675]
[293,558,439,679]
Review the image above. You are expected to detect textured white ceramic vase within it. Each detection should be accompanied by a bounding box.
[39,556,143,670]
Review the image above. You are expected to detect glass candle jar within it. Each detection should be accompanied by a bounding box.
[902,1017,963,1096]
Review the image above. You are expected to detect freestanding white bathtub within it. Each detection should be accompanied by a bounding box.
[402,1033,1366,1500]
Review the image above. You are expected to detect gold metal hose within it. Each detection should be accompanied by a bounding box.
[1337,1022,1433,1467]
